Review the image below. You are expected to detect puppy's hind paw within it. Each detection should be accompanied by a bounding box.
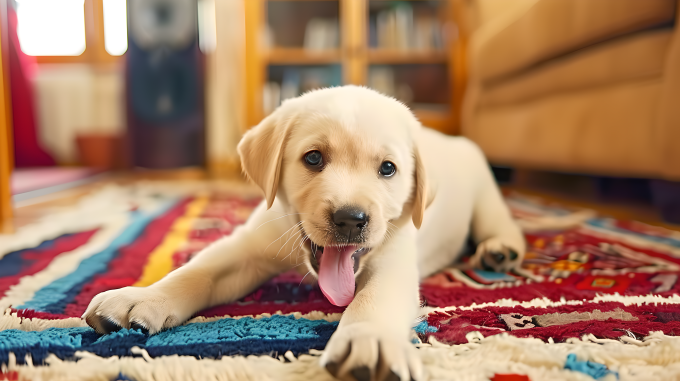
[470,237,523,273]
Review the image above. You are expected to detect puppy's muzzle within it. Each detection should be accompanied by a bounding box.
[332,206,368,243]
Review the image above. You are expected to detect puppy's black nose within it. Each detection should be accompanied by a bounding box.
[333,207,368,241]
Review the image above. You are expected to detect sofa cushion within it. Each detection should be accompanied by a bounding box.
[481,29,672,107]
[465,79,664,177]
[476,0,676,83]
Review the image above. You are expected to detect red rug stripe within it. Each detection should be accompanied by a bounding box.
[426,301,680,344]
[60,198,193,317]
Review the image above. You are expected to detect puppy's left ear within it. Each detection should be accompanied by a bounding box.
[237,111,297,209]
[412,146,434,229]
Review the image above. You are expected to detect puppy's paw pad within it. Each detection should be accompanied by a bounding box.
[472,238,523,273]
[351,366,371,381]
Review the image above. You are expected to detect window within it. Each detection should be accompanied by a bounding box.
[103,0,128,56]
[15,0,212,63]
[16,0,87,56]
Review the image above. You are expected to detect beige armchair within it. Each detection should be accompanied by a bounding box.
[462,0,680,180]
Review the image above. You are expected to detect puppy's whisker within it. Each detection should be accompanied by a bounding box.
[298,271,311,288]
[263,222,300,255]
[281,230,306,262]
[255,213,308,231]
[274,221,304,259]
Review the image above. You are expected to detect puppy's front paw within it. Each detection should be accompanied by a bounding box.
[320,322,422,381]
[470,237,523,273]
[82,287,183,335]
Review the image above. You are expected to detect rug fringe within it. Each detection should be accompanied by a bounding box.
[6,331,680,381]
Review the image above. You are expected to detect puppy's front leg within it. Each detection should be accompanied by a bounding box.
[83,202,297,334]
[321,226,422,381]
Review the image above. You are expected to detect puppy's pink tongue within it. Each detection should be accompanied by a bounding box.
[318,246,357,306]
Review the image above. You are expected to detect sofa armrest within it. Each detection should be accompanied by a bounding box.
[656,0,680,180]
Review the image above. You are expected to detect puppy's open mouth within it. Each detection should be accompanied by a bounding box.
[305,240,370,307]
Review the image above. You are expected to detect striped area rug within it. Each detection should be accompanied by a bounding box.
[2,183,680,381]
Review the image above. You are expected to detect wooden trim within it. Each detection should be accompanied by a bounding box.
[341,0,366,85]
[367,49,448,64]
[1,0,12,172]
[244,0,265,130]
[266,47,341,64]
[448,0,469,136]
[0,0,13,233]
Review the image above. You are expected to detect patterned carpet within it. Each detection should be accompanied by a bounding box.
[2,183,680,381]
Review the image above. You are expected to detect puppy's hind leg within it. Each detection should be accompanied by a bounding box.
[467,153,526,273]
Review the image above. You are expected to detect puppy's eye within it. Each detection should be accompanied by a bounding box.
[379,161,396,177]
[304,150,324,169]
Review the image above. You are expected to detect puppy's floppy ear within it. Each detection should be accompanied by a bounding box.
[237,111,297,209]
[411,146,434,229]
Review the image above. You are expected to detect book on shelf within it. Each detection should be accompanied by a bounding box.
[372,2,444,51]
[303,18,339,52]
[368,66,413,104]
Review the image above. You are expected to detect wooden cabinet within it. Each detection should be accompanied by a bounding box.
[244,0,466,135]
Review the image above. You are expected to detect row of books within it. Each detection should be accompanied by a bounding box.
[263,65,421,115]
[263,66,342,115]
[368,66,414,104]
[264,3,445,51]
[370,3,445,50]
[263,17,340,51]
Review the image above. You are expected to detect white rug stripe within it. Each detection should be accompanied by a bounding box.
[0,185,181,259]
[0,307,342,333]
[0,215,130,310]
[0,309,87,332]
[420,293,680,315]
[6,332,680,380]
[185,310,343,325]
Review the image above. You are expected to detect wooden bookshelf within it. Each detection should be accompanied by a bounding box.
[266,48,341,64]
[244,0,467,135]
[368,49,448,64]
[0,14,13,233]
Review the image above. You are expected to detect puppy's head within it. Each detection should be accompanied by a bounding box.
[238,86,431,306]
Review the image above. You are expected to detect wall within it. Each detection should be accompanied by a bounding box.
[33,64,123,164]
[31,0,246,171]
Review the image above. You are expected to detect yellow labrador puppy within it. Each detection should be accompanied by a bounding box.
[83,86,525,381]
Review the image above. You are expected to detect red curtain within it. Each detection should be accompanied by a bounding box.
[7,6,55,167]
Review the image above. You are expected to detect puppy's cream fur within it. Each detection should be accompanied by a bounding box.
[83,86,525,381]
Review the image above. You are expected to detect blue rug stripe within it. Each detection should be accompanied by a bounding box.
[0,315,338,365]
[18,201,178,311]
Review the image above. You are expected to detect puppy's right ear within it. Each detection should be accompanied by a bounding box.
[237,111,297,209]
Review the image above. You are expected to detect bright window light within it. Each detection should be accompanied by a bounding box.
[197,0,216,53]
[16,0,86,56]
[103,0,128,56]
